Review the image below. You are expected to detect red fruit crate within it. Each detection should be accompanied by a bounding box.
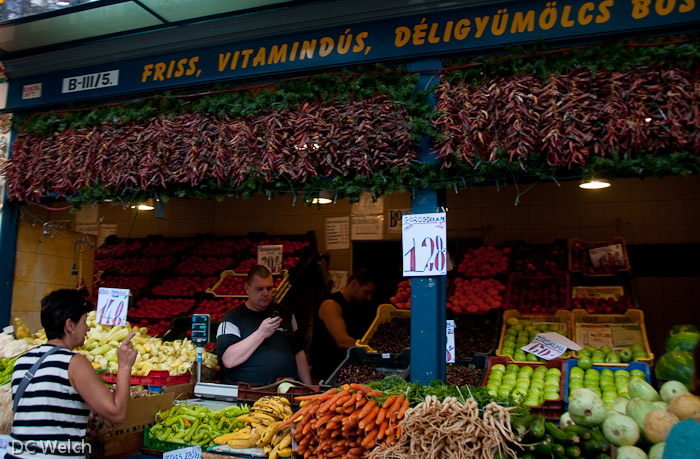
[101,370,191,386]
[482,356,566,421]
[504,271,570,314]
[236,379,321,406]
[568,237,630,276]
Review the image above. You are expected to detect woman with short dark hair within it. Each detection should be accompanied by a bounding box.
[7,289,137,459]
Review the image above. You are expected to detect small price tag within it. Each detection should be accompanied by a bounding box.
[521,332,582,360]
[164,445,201,459]
[402,213,447,277]
[446,320,455,363]
[96,287,129,326]
[258,245,283,274]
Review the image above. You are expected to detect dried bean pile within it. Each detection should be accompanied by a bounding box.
[368,318,410,353]
[454,314,499,359]
[334,364,388,387]
[445,364,483,387]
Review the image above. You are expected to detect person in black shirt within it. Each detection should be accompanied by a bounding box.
[310,269,377,381]
[216,265,312,385]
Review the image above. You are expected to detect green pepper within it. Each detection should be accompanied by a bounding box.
[156,427,172,442]
[193,424,211,443]
[183,419,200,443]
[163,416,179,427]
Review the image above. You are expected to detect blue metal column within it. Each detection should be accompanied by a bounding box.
[407,59,446,384]
[0,122,18,328]
[0,200,18,328]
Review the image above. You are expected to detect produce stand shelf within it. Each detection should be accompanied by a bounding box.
[483,356,566,421]
[496,309,572,363]
[570,308,654,367]
[563,359,652,409]
[356,304,411,354]
[323,347,411,387]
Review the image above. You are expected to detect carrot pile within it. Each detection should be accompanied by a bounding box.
[367,395,522,459]
[279,383,409,459]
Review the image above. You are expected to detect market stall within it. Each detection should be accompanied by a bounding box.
[0,1,699,458]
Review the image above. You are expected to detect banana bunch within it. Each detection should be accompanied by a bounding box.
[216,396,293,457]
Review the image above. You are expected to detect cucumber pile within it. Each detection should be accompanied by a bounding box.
[514,414,611,459]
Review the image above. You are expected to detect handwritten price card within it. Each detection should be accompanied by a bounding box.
[164,445,201,459]
[521,332,582,360]
[402,213,447,277]
[96,287,129,326]
[446,320,455,363]
[258,245,283,274]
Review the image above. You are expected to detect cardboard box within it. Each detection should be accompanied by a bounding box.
[90,392,174,459]
[161,381,196,401]
[112,392,174,435]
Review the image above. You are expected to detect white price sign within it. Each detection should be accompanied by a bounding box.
[96,287,130,326]
[258,245,283,274]
[521,332,582,360]
[164,445,201,459]
[402,213,447,277]
[446,320,455,363]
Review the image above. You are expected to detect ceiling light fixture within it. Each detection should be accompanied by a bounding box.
[131,198,155,210]
[312,190,334,205]
[579,178,611,189]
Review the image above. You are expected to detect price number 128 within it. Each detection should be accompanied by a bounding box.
[404,236,446,273]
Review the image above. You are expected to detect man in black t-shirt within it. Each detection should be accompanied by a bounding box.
[216,265,312,385]
[310,269,377,381]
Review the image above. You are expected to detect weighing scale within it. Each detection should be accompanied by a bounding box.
[191,314,240,402]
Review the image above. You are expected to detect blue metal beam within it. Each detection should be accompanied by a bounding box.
[406,59,446,385]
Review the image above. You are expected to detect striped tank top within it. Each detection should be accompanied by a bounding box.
[7,345,90,459]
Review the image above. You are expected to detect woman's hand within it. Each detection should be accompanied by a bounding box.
[117,332,137,368]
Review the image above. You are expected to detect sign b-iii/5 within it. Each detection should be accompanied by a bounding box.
[62,70,119,93]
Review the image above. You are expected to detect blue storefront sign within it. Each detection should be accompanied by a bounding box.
[5,0,699,110]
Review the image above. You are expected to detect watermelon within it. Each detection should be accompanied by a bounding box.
[655,350,694,388]
[665,331,700,352]
[668,324,700,337]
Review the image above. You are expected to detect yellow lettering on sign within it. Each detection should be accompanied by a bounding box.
[510,11,535,33]
[141,56,200,82]
[268,45,288,64]
[578,3,595,25]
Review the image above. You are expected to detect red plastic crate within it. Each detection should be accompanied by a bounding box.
[101,370,191,386]
[482,356,565,421]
